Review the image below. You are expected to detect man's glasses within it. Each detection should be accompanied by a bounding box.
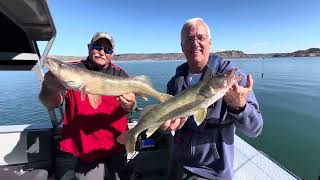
[184,34,208,43]
[92,44,113,54]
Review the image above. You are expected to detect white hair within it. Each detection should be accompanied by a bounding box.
[180,18,211,43]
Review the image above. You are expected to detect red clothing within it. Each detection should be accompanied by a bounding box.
[60,60,128,163]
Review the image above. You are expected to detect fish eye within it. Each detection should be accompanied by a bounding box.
[223,80,227,86]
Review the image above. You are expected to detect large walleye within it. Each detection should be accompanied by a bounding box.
[117,69,241,153]
[44,58,171,109]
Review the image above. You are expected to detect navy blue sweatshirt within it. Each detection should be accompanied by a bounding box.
[167,56,263,179]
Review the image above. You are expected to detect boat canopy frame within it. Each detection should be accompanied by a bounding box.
[0,0,56,72]
[0,0,63,129]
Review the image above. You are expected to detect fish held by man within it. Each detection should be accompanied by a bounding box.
[117,69,242,153]
[44,58,171,109]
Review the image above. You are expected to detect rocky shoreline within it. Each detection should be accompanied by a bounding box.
[48,48,320,61]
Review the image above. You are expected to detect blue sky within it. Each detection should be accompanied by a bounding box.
[41,0,320,56]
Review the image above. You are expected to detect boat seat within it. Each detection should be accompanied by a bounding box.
[0,125,53,179]
[0,168,48,180]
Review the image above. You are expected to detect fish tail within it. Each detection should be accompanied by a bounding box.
[158,93,173,103]
[125,131,138,154]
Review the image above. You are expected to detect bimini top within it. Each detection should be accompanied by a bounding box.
[0,0,56,70]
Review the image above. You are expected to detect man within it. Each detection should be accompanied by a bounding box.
[161,18,263,179]
[39,32,135,180]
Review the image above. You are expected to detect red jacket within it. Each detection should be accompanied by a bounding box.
[60,60,129,163]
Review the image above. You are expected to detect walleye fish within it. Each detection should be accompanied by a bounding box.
[117,69,241,153]
[44,58,171,109]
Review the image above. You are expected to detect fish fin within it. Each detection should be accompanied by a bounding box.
[117,131,137,153]
[125,131,138,154]
[79,84,87,101]
[146,127,158,138]
[159,93,173,103]
[193,108,207,126]
[64,80,84,90]
[141,96,148,101]
[140,104,158,118]
[80,93,86,101]
[117,132,126,144]
[88,94,102,109]
[133,75,153,87]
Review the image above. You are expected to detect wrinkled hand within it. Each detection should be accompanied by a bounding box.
[223,74,253,111]
[40,71,66,110]
[117,93,136,111]
[43,71,65,90]
[161,117,188,131]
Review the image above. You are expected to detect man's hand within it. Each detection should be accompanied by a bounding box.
[223,74,253,111]
[43,71,65,90]
[117,93,136,111]
[161,117,188,131]
[39,71,66,110]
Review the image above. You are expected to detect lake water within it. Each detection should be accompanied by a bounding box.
[0,57,319,179]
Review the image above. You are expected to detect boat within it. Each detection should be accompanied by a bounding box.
[0,0,301,179]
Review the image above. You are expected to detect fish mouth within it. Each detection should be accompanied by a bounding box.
[45,58,63,73]
[225,69,243,87]
[225,69,237,79]
[215,68,236,79]
[211,68,240,88]
[224,69,239,85]
[44,58,54,70]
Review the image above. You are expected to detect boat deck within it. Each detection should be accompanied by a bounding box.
[128,122,299,180]
[0,123,301,180]
[233,135,299,180]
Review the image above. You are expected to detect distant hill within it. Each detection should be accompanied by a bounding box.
[113,53,185,60]
[48,48,320,61]
[270,48,320,57]
[214,50,250,58]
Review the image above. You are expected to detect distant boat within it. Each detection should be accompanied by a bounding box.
[261,57,265,78]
